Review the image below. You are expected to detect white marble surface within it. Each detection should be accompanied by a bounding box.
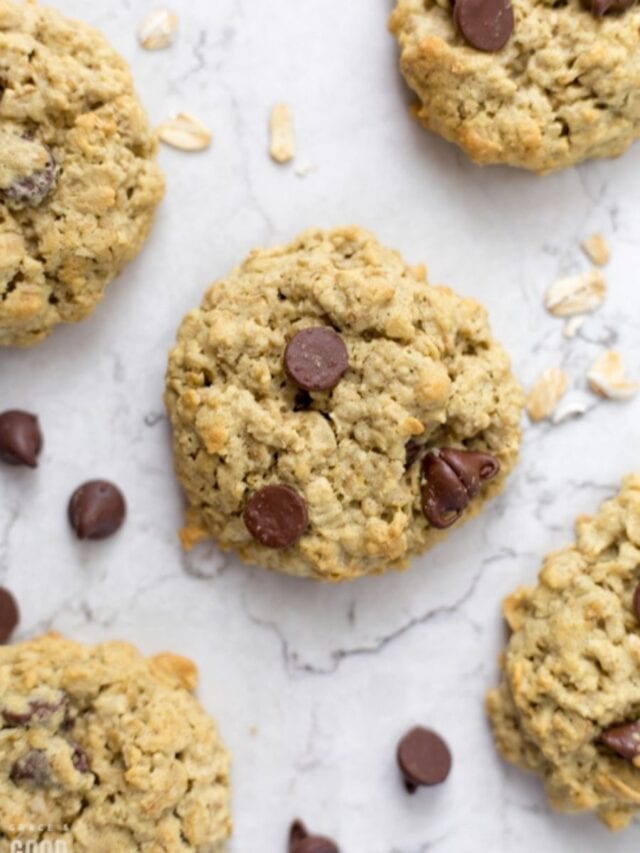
[3,1,640,850]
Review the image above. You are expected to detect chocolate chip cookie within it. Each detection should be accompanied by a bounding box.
[0,0,164,347]
[389,0,640,173]
[165,226,523,581]
[0,634,231,850]
[487,475,640,829]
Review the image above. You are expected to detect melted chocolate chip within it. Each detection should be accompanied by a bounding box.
[601,721,640,761]
[3,696,66,726]
[454,0,514,52]
[584,0,634,14]
[10,750,52,788]
[0,410,42,467]
[405,439,422,469]
[68,480,126,540]
[421,447,500,529]
[289,820,339,853]
[71,742,91,773]
[633,582,640,621]
[397,727,452,792]
[3,144,58,208]
[244,484,309,549]
[285,327,349,392]
[0,587,19,644]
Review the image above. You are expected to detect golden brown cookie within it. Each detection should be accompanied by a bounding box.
[0,634,231,851]
[0,0,164,347]
[389,0,640,173]
[487,476,640,829]
[165,226,523,581]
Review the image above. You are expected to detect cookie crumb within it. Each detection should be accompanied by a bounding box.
[157,113,212,151]
[138,9,178,50]
[526,368,568,422]
[551,392,595,425]
[269,104,295,164]
[563,315,585,339]
[581,234,610,267]
[545,269,606,317]
[587,351,638,400]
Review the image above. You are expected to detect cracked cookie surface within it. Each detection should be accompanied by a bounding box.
[389,0,640,173]
[487,475,640,829]
[165,226,523,581]
[0,634,231,851]
[0,0,164,347]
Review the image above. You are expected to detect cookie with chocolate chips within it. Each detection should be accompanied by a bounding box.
[0,634,231,851]
[0,0,164,347]
[487,475,640,829]
[165,226,522,581]
[390,0,640,172]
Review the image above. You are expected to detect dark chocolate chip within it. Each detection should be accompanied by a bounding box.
[285,327,349,392]
[293,390,313,412]
[3,144,58,208]
[243,484,308,549]
[633,583,640,621]
[10,750,52,788]
[0,410,42,467]
[454,0,514,52]
[405,439,422,469]
[3,696,66,726]
[421,447,500,528]
[71,742,90,773]
[584,0,634,14]
[601,721,640,761]
[397,726,452,792]
[0,587,19,644]
[289,820,339,853]
[68,480,126,540]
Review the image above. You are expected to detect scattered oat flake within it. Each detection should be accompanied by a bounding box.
[526,367,569,422]
[551,392,595,425]
[138,9,178,50]
[563,315,585,339]
[269,104,295,164]
[544,269,606,317]
[157,113,212,151]
[587,351,638,400]
[294,162,317,178]
[581,233,610,267]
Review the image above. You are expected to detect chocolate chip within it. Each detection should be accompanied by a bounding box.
[293,390,313,412]
[454,0,514,52]
[243,484,308,549]
[3,696,66,726]
[633,583,640,621]
[289,820,339,853]
[3,144,58,208]
[405,439,422,469]
[0,587,19,644]
[10,750,52,788]
[397,727,452,792]
[421,447,500,529]
[0,410,43,467]
[68,480,126,540]
[285,327,349,392]
[601,721,640,761]
[71,742,90,773]
[584,0,634,14]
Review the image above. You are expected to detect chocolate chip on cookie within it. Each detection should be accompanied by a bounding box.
[10,750,52,788]
[0,587,19,643]
[244,484,309,548]
[405,439,422,469]
[2,142,58,208]
[421,447,500,528]
[397,726,452,792]
[71,742,91,773]
[454,0,514,52]
[68,480,126,540]
[0,410,43,467]
[3,696,66,726]
[584,0,634,15]
[289,819,339,853]
[601,721,640,761]
[633,583,640,621]
[285,327,349,392]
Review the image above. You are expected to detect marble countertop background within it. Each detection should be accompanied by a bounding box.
[3,1,640,850]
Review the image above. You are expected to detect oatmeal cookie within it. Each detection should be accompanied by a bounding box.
[389,0,640,173]
[0,634,231,851]
[487,475,640,829]
[165,226,523,581]
[0,0,164,347]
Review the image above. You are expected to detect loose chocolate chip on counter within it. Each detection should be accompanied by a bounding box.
[584,0,634,14]
[285,327,349,392]
[397,726,452,792]
[9,750,52,788]
[601,721,640,761]
[289,820,339,853]
[0,410,43,467]
[633,583,640,621]
[68,480,126,540]
[0,587,19,644]
[421,447,500,529]
[3,144,58,208]
[244,484,308,549]
[454,0,514,52]
[405,439,422,469]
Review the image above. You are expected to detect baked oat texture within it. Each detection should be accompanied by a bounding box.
[389,0,640,173]
[165,225,523,581]
[487,475,640,829]
[0,0,164,347]
[0,634,232,851]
